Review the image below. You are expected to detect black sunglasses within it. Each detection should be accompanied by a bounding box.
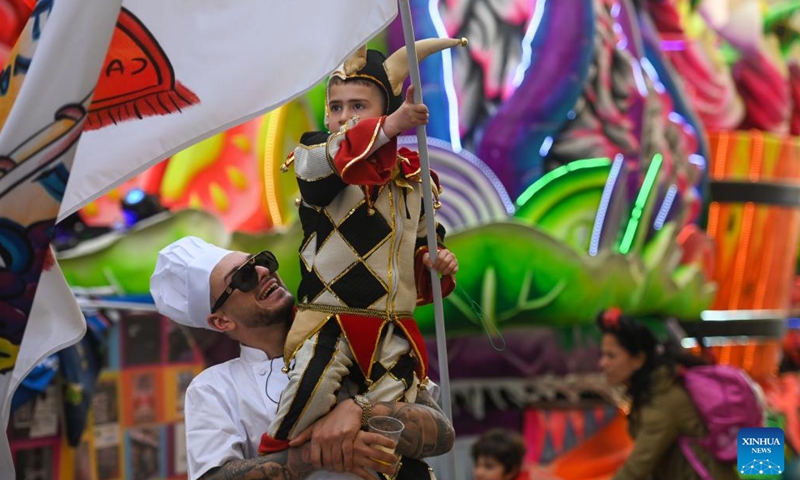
[211,251,279,313]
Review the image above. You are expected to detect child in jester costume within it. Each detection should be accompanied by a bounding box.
[259,37,467,471]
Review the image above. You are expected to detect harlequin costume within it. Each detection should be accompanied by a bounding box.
[258,38,466,458]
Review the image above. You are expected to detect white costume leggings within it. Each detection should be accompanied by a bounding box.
[268,317,417,441]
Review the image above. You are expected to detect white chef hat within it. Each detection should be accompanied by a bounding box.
[150,236,234,329]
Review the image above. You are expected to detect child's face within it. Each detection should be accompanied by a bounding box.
[473,455,516,480]
[327,82,385,130]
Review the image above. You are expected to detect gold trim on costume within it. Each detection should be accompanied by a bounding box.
[379,458,403,480]
[326,261,360,290]
[356,256,390,292]
[297,303,413,320]
[339,117,386,178]
[326,128,346,172]
[337,198,367,224]
[321,283,344,305]
[337,315,386,381]
[309,209,339,256]
[289,339,342,438]
[281,152,295,173]
[366,320,389,380]
[394,320,427,379]
[296,170,337,182]
[342,45,368,74]
[397,153,421,179]
[386,186,397,319]
[331,230,391,291]
[382,353,412,392]
[284,310,335,364]
[296,142,327,150]
[299,233,316,271]
[293,144,338,181]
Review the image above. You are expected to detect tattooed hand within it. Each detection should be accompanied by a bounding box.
[199,448,313,480]
[289,399,398,479]
[372,388,455,459]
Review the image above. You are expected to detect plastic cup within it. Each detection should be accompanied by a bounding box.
[367,416,404,466]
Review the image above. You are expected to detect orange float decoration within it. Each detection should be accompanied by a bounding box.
[78,97,317,233]
[696,131,800,382]
[706,131,800,311]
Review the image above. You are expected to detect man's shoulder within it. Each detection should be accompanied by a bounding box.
[187,358,244,393]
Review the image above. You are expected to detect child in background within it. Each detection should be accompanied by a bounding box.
[472,428,527,480]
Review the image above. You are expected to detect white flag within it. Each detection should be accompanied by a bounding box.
[59,0,398,220]
[0,0,123,476]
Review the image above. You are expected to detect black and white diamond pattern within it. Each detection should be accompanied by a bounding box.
[315,213,336,250]
[299,188,394,308]
[298,265,326,303]
[330,263,387,308]
[338,203,392,257]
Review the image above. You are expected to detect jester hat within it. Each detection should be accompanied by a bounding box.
[328,37,467,115]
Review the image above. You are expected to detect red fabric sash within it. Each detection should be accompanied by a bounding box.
[337,314,428,381]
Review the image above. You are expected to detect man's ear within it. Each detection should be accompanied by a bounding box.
[207,313,235,333]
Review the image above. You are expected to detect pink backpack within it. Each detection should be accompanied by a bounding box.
[677,365,765,480]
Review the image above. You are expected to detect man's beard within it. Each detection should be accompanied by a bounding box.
[241,295,294,329]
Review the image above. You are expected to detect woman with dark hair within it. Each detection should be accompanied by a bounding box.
[597,308,738,480]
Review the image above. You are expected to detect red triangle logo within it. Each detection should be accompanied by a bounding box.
[87,7,199,131]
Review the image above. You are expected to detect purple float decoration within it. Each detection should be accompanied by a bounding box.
[388,0,460,147]
[476,0,595,199]
[398,135,513,233]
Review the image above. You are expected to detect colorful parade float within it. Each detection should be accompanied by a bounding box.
[4,0,800,478]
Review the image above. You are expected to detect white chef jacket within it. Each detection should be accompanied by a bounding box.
[184,345,358,480]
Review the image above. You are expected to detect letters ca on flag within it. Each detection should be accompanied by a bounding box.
[86,6,200,131]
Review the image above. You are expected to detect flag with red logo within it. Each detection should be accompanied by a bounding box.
[0,0,122,473]
[60,0,398,220]
[0,0,397,474]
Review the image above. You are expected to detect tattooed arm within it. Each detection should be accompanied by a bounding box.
[198,449,305,480]
[199,434,397,480]
[372,388,456,459]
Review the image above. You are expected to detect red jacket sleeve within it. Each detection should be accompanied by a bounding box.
[414,246,456,306]
[330,116,397,185]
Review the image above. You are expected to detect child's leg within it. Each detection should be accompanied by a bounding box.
[260,317,353,454]
[363,323,418,403]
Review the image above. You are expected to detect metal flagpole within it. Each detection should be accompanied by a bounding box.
[397,1,458,478]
